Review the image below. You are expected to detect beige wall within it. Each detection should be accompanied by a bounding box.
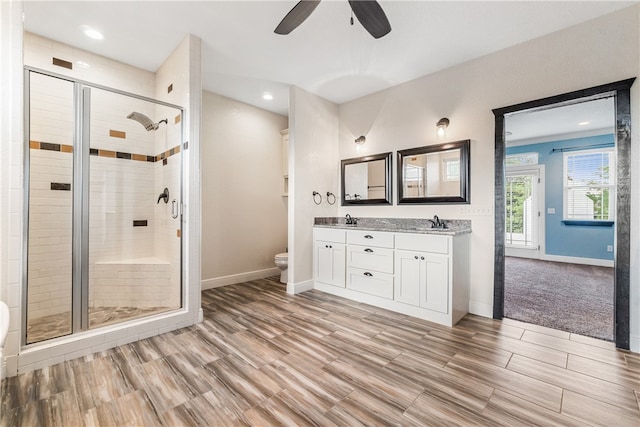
[332,6,639,348]
[201,91,288,288]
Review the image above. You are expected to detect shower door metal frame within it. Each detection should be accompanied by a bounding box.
[22,67,185,347]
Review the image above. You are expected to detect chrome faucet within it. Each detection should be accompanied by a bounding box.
[345,214,357,225]
[428,215,445,228]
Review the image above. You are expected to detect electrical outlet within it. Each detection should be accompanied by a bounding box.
[607,245,613,252]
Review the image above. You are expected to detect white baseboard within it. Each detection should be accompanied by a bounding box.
[540,254,614,267]
[198,308,203,323]
[201,267,280,290]
[631,335,640,354]
[469,300,493,318]
[287,279,314,295]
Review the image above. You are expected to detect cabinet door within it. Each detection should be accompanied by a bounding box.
[394,250,421,306]
[421,253,449,313]
[315,241,345,288]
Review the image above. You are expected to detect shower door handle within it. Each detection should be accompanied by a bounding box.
[171,199,179,219]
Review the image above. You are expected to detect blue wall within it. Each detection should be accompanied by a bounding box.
[507,134,614,261]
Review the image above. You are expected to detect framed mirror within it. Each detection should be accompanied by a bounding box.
[341,152,392,205]
[397,139,470,204]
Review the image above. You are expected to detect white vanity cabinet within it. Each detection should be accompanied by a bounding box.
[313,228,346,288]
[394,233,451,314]
[313,226,470,327]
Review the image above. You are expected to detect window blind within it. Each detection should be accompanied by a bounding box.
[564,149,615,221]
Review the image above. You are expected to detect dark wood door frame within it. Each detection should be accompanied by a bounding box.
[492,78,635,350]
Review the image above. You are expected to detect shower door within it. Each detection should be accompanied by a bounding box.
[86,87,183,329]
[25,72,75,343]
[24,69,183,344]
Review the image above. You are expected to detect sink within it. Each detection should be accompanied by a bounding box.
[415,225,449,232]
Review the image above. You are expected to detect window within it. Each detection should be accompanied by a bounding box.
[442,158,460,181]
[563,149,615,221]
[506,152,538,166]
[404,164,424,197]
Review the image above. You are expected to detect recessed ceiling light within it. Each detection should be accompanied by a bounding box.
[578,121,590,126]
[81,25,103,40]
[262,92,273,101]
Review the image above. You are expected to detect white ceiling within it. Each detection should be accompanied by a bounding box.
[23,1,636,117]
[506,97,616,146]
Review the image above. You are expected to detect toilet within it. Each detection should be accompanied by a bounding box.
[274,252,288,284]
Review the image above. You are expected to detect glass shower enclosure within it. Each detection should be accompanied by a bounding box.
[24,69,183,344]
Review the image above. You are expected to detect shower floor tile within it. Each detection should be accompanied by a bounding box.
[26,306,170,344]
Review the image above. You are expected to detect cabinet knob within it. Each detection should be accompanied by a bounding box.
[364,235,373,239]
[364,272,373,277]
[364,248,373,253]
[329,245,333,249]
[414,255,419,259]
[421,256,425,260]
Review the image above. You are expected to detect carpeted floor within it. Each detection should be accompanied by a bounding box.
[504,257,614,341]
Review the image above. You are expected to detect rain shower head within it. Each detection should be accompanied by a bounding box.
[126,112,167,131]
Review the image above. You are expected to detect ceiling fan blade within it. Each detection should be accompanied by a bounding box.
[348,0,391,39]
[275,0,321,35]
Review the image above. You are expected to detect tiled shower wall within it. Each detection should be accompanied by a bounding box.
[26,35,183,318]
[27,149,72,319]
[27,73,73,320]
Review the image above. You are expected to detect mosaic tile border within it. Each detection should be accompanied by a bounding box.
[29,140,187,163]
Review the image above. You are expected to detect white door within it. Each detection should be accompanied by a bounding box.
[505,165,544,259]
[394,250,422,306]
[315,241,345,287]
[421,253,449,314]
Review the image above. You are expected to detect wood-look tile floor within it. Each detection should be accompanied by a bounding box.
[2,277,639,426]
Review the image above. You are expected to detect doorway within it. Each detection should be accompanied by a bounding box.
[492,79,635,349]
[505,165,543,258]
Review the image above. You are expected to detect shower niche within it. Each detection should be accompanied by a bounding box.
[25,69,184,344]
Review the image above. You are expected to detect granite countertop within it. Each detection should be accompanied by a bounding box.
[314,217,472,236]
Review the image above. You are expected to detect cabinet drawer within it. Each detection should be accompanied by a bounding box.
[347,230,394,248]
[347,245,394,273]
[347,267,394,299]
[395,233,449,254]
[314,227,346,244]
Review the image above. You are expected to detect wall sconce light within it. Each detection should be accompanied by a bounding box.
[436,117,450,140]
[355,135,366,145]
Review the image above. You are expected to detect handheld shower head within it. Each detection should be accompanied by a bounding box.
[126,112,167,131]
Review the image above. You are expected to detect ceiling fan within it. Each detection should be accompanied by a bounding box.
[274,0,392,39]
